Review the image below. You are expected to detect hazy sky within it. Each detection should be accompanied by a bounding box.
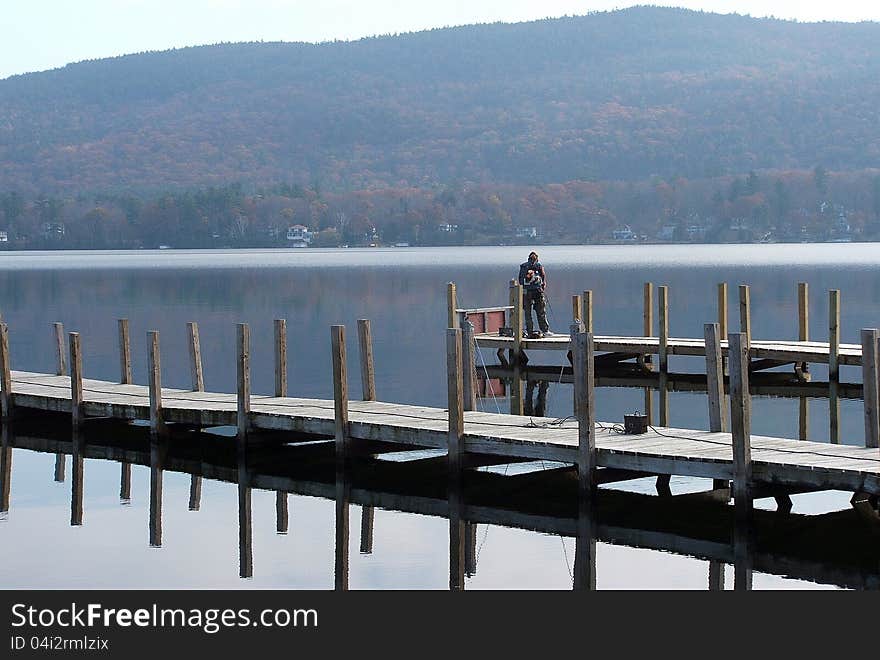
[3,1,880,80]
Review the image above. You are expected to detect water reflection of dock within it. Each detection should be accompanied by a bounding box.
[3,419,879,589]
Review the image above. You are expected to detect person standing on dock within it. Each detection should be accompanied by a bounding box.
[518,251,552,337]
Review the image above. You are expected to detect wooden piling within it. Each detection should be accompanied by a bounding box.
[357,319,376,402]
[360,505,375,554]
[717,283,728,338]
[274,319,288,398]
[69,332,83,429]
[572,324,596,495]
[643,283,653,337]
[0,323,11,420]
[447,328,464,475]
[573,500,596,590]
[829,290,841,444]
[509,281,523,361]
[331,325,349,458]
[54,454,66,483]
[54,322,66,376]
[728,333,752,508]
[460,320,477,412]
[118,319,132,385]
[147,331,163,437]
[704,323,726,433]
[187,321,204,392]
[583,290,593,334]
[447,282,458,329]
[149,441,165,547]
[658,285,669,373]
[70,432,84,526]
[237,323,251,449]
[705,322,728,491]
[120,463,131,501]
[276,491,289,534]
[335,469,350,591]
[238,480,253,578]
[798,282,809,341]
[572,294,582,323]
[829,290,840,381]
[188,475,201,511]
[739,285,751,347]
[860,328,880,449]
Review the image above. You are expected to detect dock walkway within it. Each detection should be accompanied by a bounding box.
[6,369,880,496]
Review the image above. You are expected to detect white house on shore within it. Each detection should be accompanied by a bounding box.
[286,224,312,247]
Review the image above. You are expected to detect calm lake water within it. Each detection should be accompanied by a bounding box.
[2,244,880,589]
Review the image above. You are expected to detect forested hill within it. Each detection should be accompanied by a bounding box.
[2,6,880,194]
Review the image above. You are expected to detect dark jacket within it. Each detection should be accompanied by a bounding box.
[518,260,546,287]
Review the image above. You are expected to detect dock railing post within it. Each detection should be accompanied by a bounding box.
[237,323,251,455]
[728,332,752,512]
[447,282,459,330]
[658,285,669,373]
[118,319,132,384]
[643,282,653,338]
[69,332,84,429]
[572,294,582,324]
[331,325,349,460]
[829,290,840,444]
[705,323,729,492]
[357,319,376,402]
[187,321,205,392]
[509,280,523,360]
[460,320,477,412]
[738,285,751,348]
[147,331,163,437]
[798,282,809,342]
[583,290,593,334]
[860,328,880,449]
[274,319,288,398]
[54,322,66,376]
[571,323,596,495]
[446,328,464,476]
[0,323,12,420]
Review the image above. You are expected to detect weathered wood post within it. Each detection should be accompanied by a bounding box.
[509,280,524,414]
[572,294,582,324]
[728,332,752,511]
[0,323,12,420]
[571,323,596,495]
[829,290,840,444]
[705,323,729,492]
[447,327,464,476]
[54,322,66,376]
[460,320,477,412]
[276,491,289,534]
[69,332,84,429]
[118,319,132,384]
[704,323,726,433]
[237,323,251,453]
[573,498,596,591]
[0,429,11,515]
[447,282,459,330]
[658,285,669,373]
[54,454,66,483]
[120,463,131,501]
[147,331,163,436]
[187,321,205,392]
[274,319,288,398]
[188,474,201,511]
[360,505,375,554]
[357,319,376,402]
[798,282,809,341]
[464,522,477,577]
[509,280,523,360]
[238,476,253,578]
[860,328,880,449]
[738,285,751,347]
[644,282,654,337]
[717,283,728,337]
[583,290,594,334]
[331,325,349,459]
[570,320,585,416]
